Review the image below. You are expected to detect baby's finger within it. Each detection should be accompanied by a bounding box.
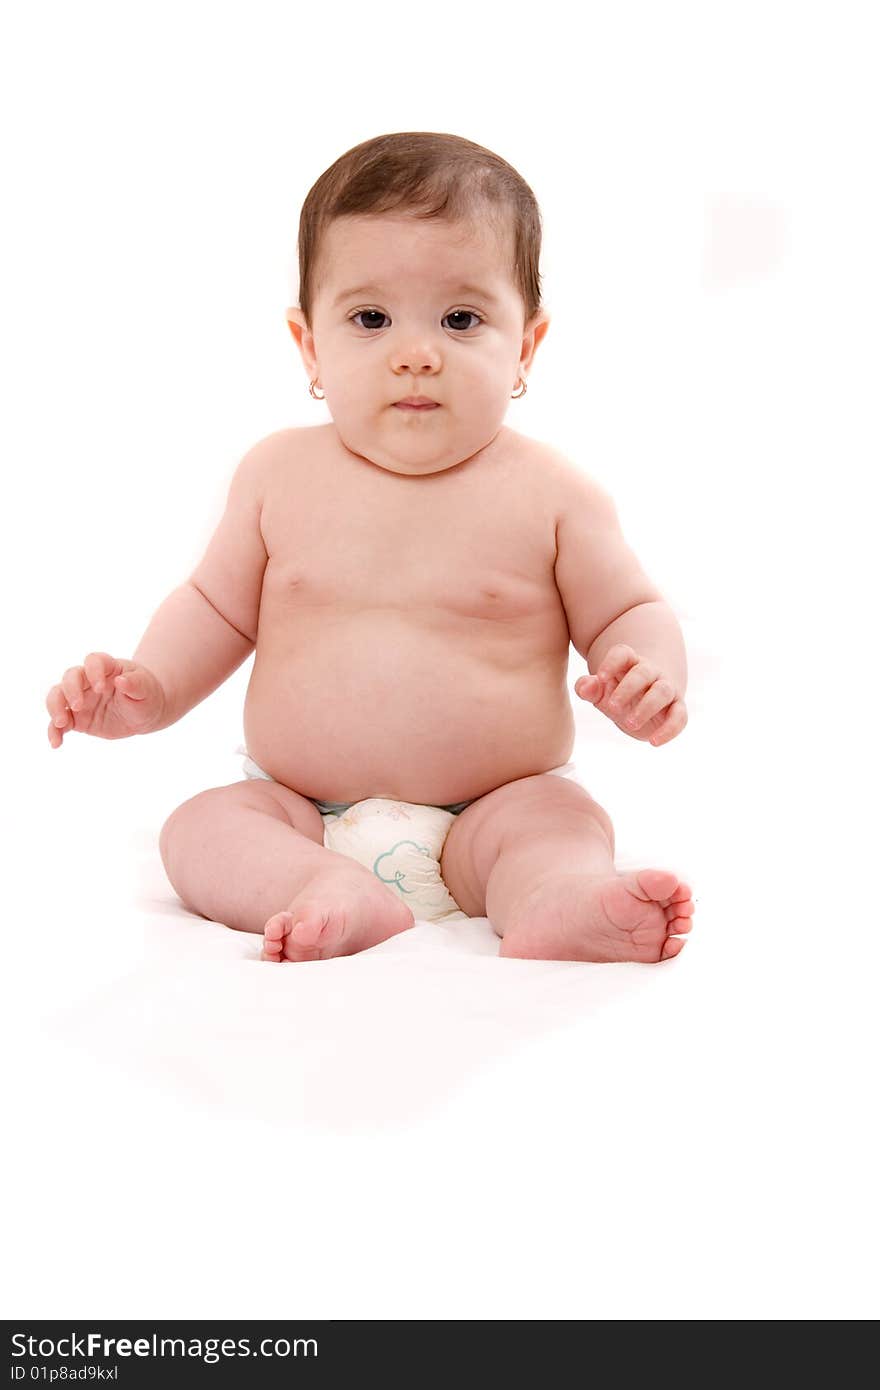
[49,700,70,729]
[46,684,67,720]
[595,645,639,684]
[114,669,146,700]
[649,698,688,746]
[60,666,88,712]
[83,652,113,695]
[575,674,605,703]
[46,686,70,744]
[608,665,656,721]
[625,678,676,732]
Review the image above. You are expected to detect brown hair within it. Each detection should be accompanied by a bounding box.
[296,131,544,330]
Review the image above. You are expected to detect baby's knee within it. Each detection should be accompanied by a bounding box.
[159,780,313,877]
[158,786,227,872]
[584,795,615,853]
[159,795,197,877]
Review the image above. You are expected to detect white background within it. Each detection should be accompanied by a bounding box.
[2,0,878,1320]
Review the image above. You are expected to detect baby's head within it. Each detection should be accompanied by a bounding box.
[287,132,550,476]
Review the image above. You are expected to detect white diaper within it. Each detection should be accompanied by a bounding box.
[234,747,585,925]
[320,798,467,924]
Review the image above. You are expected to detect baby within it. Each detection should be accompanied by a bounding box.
[45,132,694,964]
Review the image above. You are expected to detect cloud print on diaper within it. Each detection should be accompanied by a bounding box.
[321,798,467,921]
[373,840,432,896]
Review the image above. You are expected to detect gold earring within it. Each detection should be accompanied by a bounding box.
[309,379,325,400]
[511,378,527,399]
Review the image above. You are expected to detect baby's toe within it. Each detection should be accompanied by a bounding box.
[262,911,293,961]
[665,896,694,921]
[663,878,695,937]
[661,935,685,961]
[670,880,693,902]
[634,868,681,903]
[668,911,694,933]
[264,910,293,940]
[281,904,347,961]
[287,906,330,949]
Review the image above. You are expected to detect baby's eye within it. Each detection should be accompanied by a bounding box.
[350,310,389,331]
[443,310,483,332]
[348,309,484,332]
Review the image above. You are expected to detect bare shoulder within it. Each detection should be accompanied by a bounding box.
[237,424,324,496]
[241,424,317,469]
[510,430,615,523]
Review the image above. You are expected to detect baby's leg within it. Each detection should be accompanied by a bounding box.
[159,781,414,961]
[441,774,694,963]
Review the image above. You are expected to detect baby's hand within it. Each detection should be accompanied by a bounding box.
[46,653,167,748]
[574,644,687,747]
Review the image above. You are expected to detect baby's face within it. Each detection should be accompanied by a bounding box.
[288,213,549,476]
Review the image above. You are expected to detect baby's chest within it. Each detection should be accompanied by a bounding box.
[261,494,558,624]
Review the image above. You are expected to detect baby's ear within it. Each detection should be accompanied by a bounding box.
[286,308,318,380]
[286,306,307,338]
[285,307,315,360]
[526,309,551,345]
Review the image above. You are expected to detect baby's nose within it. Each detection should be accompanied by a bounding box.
[389,342,442,375]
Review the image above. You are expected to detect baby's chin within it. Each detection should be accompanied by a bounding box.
[337,418,502,476]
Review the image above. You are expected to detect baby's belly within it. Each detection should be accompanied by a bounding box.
[243,620,576,804]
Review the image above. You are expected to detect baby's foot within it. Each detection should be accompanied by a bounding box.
[261,862,415,962]
[498,869,694,963]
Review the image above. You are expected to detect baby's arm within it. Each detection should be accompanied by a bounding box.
[133,439,270,729]
[554,470,688,745]
[46,439,270,745]
[130,584,254,733]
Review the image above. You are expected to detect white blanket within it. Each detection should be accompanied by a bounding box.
[10,641,878,1319]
